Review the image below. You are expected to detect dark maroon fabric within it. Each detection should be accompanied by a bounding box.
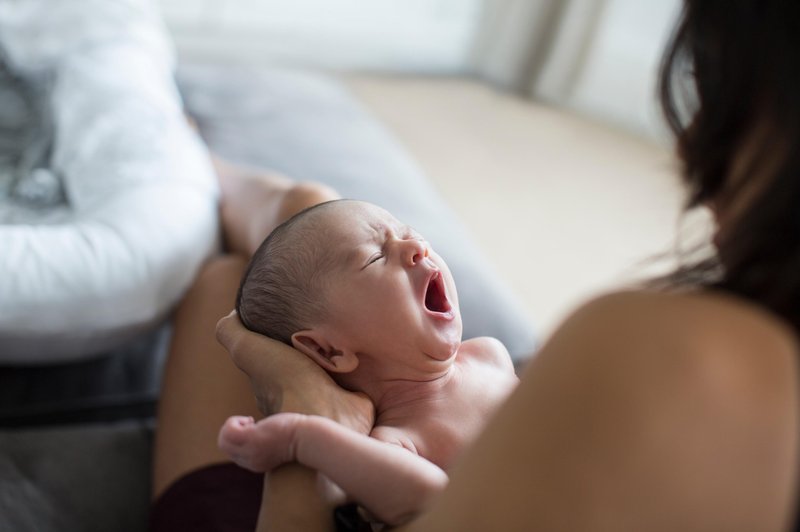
[149,463,263,532]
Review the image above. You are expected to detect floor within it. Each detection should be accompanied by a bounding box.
[343,74,705,340]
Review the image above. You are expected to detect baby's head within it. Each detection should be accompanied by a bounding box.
[236,199,462,381]
[236,201,337,346]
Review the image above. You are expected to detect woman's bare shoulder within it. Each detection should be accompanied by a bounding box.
[530,290,800,529]
[554,289,799,409]
[573,289,798,355]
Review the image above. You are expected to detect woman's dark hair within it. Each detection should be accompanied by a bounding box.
[659,0,800,331]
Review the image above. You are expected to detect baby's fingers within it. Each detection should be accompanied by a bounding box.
[218,414,301,472]
[218,415,256,448]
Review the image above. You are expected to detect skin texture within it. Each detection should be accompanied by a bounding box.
[219,201,519,524]
[218,290,799,532]
[216,312,376,531]
[285,201,466,382]
[219,338,516,525]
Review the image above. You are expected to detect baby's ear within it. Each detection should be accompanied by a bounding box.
[291,331,359,374]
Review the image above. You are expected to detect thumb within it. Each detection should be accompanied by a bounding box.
[215,310,243,352]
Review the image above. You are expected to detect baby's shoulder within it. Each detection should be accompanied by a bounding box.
[457,336,516,374]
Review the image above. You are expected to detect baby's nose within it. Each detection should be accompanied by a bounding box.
[401,238,429,266]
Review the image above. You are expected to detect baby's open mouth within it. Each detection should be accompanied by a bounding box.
[424,271,451,314]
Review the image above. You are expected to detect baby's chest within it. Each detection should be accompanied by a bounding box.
[409,377,506,466]
[403,418,466,470]
[447,362,514,418]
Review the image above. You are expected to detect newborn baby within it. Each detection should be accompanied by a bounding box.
[219,199,518,525]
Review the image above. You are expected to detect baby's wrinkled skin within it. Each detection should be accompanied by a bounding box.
[219,201,518,525]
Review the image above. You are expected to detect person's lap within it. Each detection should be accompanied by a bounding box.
[151,254,259,499]
[150,462,263,532]
[150,162,341,526]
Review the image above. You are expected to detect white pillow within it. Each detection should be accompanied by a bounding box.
[0,0,218,362]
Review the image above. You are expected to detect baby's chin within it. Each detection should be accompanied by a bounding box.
[424,336,461,363]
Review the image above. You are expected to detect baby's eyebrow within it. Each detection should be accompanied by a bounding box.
[344,247,365,268]
[344,229,382,268]
[400,224,420,238]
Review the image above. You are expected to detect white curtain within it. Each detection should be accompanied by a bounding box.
[469,0,563,90]
[471,0,682,139]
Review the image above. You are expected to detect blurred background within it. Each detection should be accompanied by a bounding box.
[162,0,698,337]
[0,2,720,530]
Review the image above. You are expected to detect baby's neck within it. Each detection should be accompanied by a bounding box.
[356,364,459,416]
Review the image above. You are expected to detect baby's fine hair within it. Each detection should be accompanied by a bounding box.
[236,200,341,345]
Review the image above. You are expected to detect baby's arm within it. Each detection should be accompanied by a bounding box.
[219,414,448,525]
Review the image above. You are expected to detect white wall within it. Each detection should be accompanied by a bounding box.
[158,0,483,72]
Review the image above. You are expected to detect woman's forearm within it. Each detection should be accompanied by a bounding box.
[257,464,334,532]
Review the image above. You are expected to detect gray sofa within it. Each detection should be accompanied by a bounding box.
[0,65,537,532]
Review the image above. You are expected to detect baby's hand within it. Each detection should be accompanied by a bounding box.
[218,413,304,472]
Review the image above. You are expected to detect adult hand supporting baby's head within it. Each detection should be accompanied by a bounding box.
[216,311,375,435]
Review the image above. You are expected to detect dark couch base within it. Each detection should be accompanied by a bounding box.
[0,420,154,532]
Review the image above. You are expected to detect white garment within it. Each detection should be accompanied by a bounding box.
[0,0,219,362]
